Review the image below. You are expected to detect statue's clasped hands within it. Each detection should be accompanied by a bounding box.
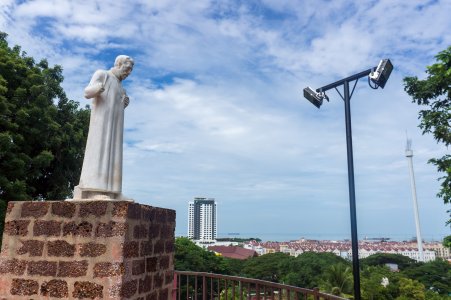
[123,95,130,108]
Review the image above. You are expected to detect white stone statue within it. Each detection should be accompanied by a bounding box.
[73,55,134,200]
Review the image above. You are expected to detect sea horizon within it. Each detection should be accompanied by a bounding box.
[176,232,448,243]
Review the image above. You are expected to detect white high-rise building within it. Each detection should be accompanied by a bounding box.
[188,197,217,242]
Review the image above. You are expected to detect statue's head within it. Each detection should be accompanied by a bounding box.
[113,55,134,81]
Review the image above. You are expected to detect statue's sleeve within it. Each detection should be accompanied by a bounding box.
[84,70,107,99]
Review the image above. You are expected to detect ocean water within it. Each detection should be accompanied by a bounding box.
[176,232,447,242]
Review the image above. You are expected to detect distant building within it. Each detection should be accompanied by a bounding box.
[244,239,439,262]
[208,246,258,260]
[188,197,217,242]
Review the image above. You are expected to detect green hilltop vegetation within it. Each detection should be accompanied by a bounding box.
[0,32,89,245]
[176,237,450,300]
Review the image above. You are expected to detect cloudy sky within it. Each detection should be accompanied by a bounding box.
[1,0,450,241]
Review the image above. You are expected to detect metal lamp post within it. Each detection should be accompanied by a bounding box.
[303,59,393,300]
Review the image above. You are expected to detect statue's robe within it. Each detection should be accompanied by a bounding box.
[77,69,126,194]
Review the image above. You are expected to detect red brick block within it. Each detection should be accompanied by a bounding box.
[161,226,174,238]
[120,280,137,298]
[40,279,68,298]
[33,220,61,236]
[132,259,146,275]
[159,255,170,269]
[141,241,153,256]
[167,210,176,221]
[4,220,30,236]
[79,201,108,217]
[123,241,139,258]
[134,224,148,239]
[159,288,169,300]
[48,240,76,257]
[28,261,57,276]
[73,281,103,299]
[0,258,26,275]
[149,224,160,239]
[21,202,49,218]
[142,206,153,220]
[112,202,129,217]
[155,210,166,222]
[127,203,141,219]
[79,242,107,257]
[146,257,157,272]
[63,221,92,237]
[165,271,173,285]
[139,275,152,293]
[165,240,174,253]
[51,202,76,218]
[11,279,39,296]
[93,262,125,278]
[96,221,127,237]
[154,240,165,254]
[58,261,88,277]
[16,240,44,256]
[147,291,158,300]
[154,273,163,288]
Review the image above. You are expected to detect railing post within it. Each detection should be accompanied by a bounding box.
[225,279,228,300]
[195,275,198,300]
[313,288,319,300]
[203,275,207,300]
[173,273,178,300]
[173,272,347,300]
[187,275,190,300]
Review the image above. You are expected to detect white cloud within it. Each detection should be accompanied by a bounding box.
[1,0,449,241]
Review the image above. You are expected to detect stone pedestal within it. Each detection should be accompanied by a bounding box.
[0,201,175,300]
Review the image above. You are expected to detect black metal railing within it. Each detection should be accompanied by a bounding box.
[173,271,347,300]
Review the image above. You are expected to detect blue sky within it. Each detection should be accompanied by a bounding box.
[1,0,450,241]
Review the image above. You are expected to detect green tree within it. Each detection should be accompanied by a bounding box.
[401,259,451,295]
[174,237,230,274]
[284,252,349,289]
[241,252,293,282]
[0,32,89,244]
[224,257,246,276]
[320,263,353,297]
[360,265,401,300]
[403,46,451,225]
[443,235,451,248]
[360,253,416,270]
[396,277,425,300]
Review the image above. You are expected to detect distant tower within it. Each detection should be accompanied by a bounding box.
[405,138,424,262]
[188,197,217,242]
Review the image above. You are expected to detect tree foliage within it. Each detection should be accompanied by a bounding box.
[241,252,293,283]
[360,265,402,300]
[0,32,89,242]
[401,259,451,295]
[288,252,349,289]
[174,237,230,274]
[174,240,451,299]
[320,263,353,297]
[403,46,451,225]
[360,253,416,270]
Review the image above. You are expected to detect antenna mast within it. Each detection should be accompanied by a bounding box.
[405,137,424,262]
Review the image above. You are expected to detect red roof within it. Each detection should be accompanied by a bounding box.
[208,246,258,260]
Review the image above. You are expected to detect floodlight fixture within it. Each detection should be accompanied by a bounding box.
[369,59,393,89]
[303,87,328,108]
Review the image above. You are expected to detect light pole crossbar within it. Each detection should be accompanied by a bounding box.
[317,68,374,93]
